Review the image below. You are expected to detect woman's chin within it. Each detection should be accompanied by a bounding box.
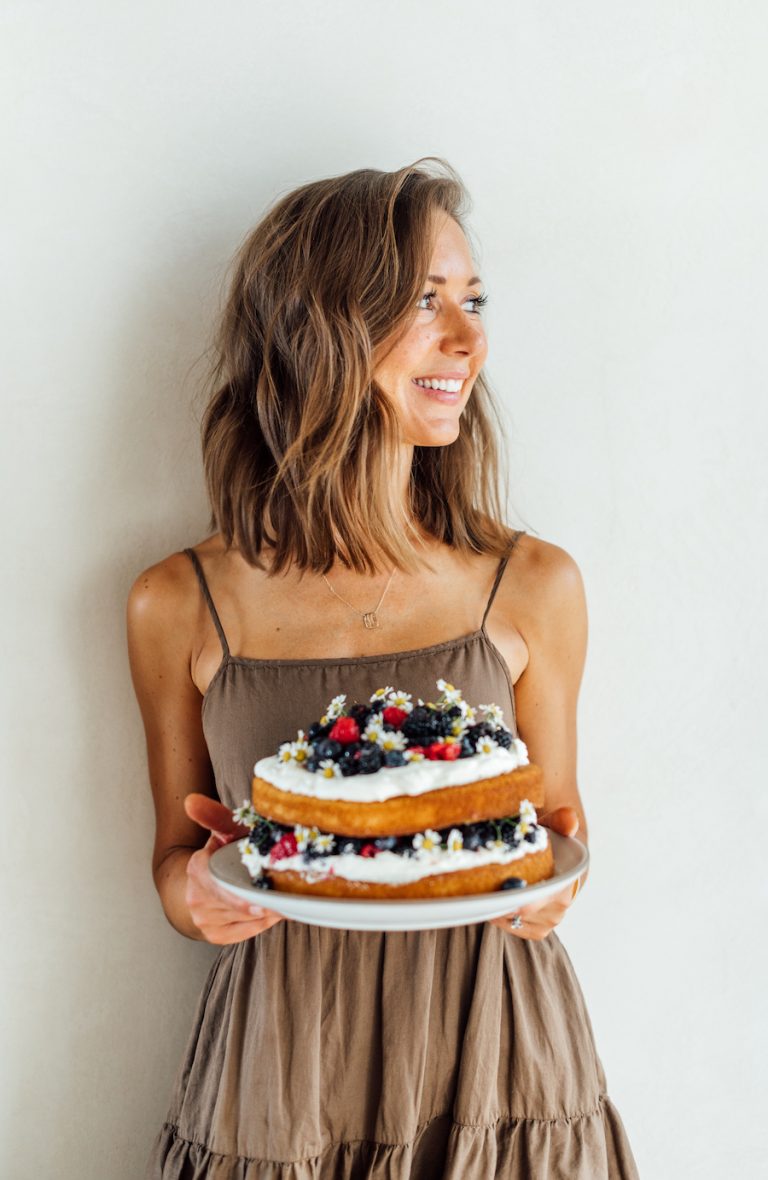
[404,416,462,447]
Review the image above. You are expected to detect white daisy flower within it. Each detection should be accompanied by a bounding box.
[312,832,335,853]
[386,689,413,713]
[475,735,500,756]
[294,825,318,854]
[325,694,347,719]
[412,829,443,857]
[232,801,259,827]
[450,716,469,738]
[379,730,407,752]
[518,799,537,835]
[363,717,384,743]
[446,828,464,852]
[277,742,295,764]
[370,686,394,703]
[457,700,476,724]
[485,837,506,852]
[479,702,505,727]
[318,759,342,779]
[291,730,310,763]
[436,678,463,705]
[404,748,425,762]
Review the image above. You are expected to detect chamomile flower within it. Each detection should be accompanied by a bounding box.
[291,730,310,763]
[449,716,470,738]
[479,703,505,728]
[312,832,335,854]
[436,678,463,705]
[446,828,464,853]
[277,741,295,764]
[318,759,342,779]
[386,689,413,713]
[412,829,443,857]
[404,748,425,762]
[370,686,394,703]
[518,799,537,835]
[363,716,384,743]
[325,694,347,720]
[475,735,500,756]
[485,837,506,852]
[232,801,260,828]
[294,824,319,851]
[378,730,407,752]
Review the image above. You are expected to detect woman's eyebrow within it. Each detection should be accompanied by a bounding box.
[427,273,484,286]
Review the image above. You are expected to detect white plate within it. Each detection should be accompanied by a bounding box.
[210,833,589,931]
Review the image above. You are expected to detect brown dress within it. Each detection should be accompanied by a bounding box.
[146,539,639,1179]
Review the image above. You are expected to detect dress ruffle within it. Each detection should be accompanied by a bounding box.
[149,1095,637,1179]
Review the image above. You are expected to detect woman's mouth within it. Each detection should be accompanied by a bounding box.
[411,376,465,404]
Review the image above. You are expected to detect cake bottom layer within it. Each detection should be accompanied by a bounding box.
[264,844,554,898]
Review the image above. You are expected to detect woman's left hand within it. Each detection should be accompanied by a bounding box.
[488,807,585,941]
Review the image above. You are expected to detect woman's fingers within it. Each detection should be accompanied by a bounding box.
[538,805,579,838]
[185,792,249,840]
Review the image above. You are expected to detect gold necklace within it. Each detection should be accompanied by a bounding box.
[321,568,395,629]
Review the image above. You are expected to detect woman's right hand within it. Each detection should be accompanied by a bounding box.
[184,793,285,945]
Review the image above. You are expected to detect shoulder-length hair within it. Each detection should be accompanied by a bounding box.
[201,156,517,575]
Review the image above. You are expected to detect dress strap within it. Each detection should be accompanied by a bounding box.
[481,530,525,628]
[183,548,231,658]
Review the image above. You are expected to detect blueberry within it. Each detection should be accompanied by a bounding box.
[460,739,475,758]
[252,875,274,890]
[305,756,321,773]
[357,746,383,774]
[500,877,527,891]
[315,739,343,760]
[339,760,359,777]
[524,829,538,844]
[383,750,406,767]
[446,705,463,718]
[349,703,370,725]
[308,721,332,740]
[464,830,485,851]
[374,835,398,851]
[495,729,513,749]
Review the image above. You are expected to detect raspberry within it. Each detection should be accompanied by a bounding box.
[426,742,446,760]
[360,843,379,857]
[269,833,298,862]
[442,742,461,761]
[408,745,428,758]
[329,717,361,744]
[383,706,408,728]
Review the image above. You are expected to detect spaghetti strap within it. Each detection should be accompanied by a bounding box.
[481,530,525,628]
[183,547,230,658]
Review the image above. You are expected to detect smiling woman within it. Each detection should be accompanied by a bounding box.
[128,157,639,1179]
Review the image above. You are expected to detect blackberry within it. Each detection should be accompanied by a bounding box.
[383,750,406,768]
[358,745,383,774]
[252,875,274,890]
[459,738,475,758]
[368,700,385,714]
[464,829,485,851]
[339,759,360,777]
[446,705,463,718]
[500,877,527,891]
[494,729,513,749]
[308,721,332,740]
[349,703,371,725]
[524,829,539,844]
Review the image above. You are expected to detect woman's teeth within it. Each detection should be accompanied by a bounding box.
[413,377,464,393]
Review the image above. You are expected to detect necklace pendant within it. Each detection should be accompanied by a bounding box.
[363,611,379,630]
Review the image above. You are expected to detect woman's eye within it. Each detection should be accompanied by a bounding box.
[417,289,437,310]
[463,293,488,314]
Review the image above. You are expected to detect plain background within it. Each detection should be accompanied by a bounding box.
[2,2,766,1177]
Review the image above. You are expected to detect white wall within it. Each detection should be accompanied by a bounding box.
[3,2,766,1176]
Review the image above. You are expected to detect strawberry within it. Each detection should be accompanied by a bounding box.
[442,742,461,761]
[329,716,361,744]
[383,706,408,728]
[269,832,298,862]
[426,742,445,760]
[360,843,379,857]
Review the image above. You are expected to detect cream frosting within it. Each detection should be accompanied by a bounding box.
[253,738,530,804]
[239,825,549,885]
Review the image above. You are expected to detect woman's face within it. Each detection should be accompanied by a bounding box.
[373,213,488,446]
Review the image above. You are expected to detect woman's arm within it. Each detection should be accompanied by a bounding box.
[488,537,589,939]
[126,552,283,943]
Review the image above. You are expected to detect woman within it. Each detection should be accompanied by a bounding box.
[128,158,639,1178]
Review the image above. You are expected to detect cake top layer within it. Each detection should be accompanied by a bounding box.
[263,679,525,781]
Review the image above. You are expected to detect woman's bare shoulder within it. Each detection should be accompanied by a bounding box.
[126,535,223,641]
[503,533,586,629]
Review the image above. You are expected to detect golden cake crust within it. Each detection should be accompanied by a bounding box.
[252,762,544,838]
[264,843,554,898]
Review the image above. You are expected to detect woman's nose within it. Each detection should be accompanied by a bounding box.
[440,305,486,356]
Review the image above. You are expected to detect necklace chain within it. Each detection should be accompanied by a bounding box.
[321,568,395,629]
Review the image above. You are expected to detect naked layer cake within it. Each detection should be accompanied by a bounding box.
[234,680,554,899]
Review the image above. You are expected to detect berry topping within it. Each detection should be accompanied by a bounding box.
[269,832,298,862]
[382,705,408,728]
[359,843,379,858]
[500,877,527,890]
[328,717,361,744]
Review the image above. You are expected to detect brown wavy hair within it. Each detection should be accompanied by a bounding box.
[201,156,517,575]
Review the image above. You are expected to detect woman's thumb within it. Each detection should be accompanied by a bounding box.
[185,792,249,842]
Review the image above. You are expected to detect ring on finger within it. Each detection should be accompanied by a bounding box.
[509,914,523,930]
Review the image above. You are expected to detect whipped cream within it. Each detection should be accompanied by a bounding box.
[239,825,548,885]
[253,739,530,804]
